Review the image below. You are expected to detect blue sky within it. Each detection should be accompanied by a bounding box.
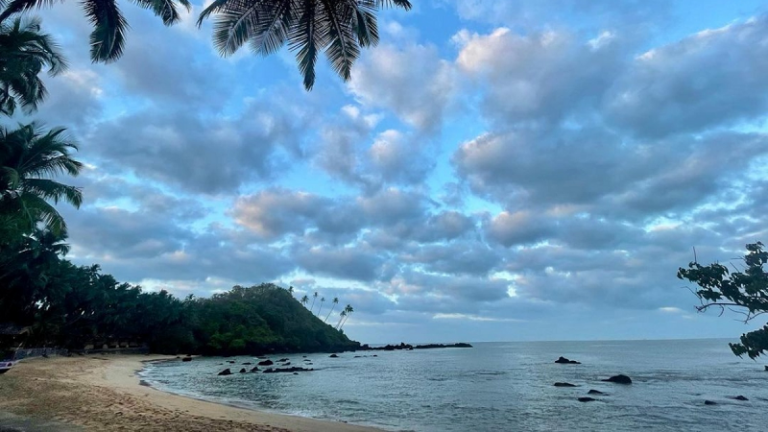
[15,0,768,344]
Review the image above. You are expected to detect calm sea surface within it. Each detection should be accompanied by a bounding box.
[140,339,768,431]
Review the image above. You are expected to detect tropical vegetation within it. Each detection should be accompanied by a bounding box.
[0,7,361,357]
[678,242,768,359]
[1,0,413,90]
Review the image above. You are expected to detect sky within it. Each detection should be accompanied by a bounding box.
[12,0,768,344]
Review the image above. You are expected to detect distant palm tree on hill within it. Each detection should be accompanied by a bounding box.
[339,304,354,329]
[310,291,318,313]
[317,296,325,316]
[287,286,294,297]
[336,310,346,329]
[325,297,339,323]
[300,294,309,308]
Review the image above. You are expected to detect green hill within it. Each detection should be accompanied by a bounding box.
[183,284,360,356]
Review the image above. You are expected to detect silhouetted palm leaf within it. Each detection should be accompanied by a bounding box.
[199,0,412,90]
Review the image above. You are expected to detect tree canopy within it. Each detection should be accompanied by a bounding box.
[678,242,768,359]
[0,0,412,90]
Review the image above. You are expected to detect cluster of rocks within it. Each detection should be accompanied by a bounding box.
[217,356,314,376]
[552,356,751,405]
[357,342,473,352]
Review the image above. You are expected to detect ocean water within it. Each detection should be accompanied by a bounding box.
[140,339,768,431]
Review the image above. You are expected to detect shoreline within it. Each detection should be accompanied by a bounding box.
[0,355,385,432]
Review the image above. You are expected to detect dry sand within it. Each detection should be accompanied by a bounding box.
[0,355,385,432]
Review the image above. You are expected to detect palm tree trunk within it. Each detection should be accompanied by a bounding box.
[339,314,351,330]
[317,304,323,317]
[325,305,335,322]
[310,298,316,313]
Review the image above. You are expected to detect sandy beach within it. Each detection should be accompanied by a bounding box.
[0,355,384,432]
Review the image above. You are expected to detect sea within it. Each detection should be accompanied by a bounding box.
[139,339,768,432]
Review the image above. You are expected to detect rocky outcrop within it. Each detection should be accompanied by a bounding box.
[554,382,577,387]
[728,395,749,401]
[250,366,260,373]
[587,389,605,395]
[258,359,274,366]
[601,374,632,384]
[704,400,717,405]
[277,358,290,362]
[554,357,581,365]
[329,354,339,358]
[182,357,192,362]
[263,367,313,374]
[414,343,473,349]
[239,368,246,373]
[218,368,232,376]
[578,397,596,402]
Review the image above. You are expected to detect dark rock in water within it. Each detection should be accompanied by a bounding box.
[258,359,274,366]
[227,360,235,364]
[218,368,232,376]
[263,367,314,374]
[139,380,151,387]
[704,400,717,405]
[182,357,192,362]
[373,355,378,357]
[729,395,749,401]
[293,372,298,375]
[250,366,260,373]
[554,382,577,387]
[554,356,581,365]
[278,358,290,362]
[282,362,291,366]
[578,397,596,402]
[587,389,605,395]
[354,356,362,358]
[765,365,768,372]
[239,368,246,373]
[242,362,252,365]
[302,356,307,358]
[414,343,473,349]
[602,374,632,384]
[329,354,339,358]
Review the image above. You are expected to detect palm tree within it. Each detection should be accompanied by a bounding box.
[336,310,346,329]
[0,0,191,63]
[300,294,309,308]
[0,123,83,235]
[287,285,294,297]
[324,296,338,323]
[0,12,67,115]
[310,291,318,313]
[317,296,325,316]
[339,304,353,329]
[197,0,413,90]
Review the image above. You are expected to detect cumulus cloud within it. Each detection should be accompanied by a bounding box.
[348,42,456,131]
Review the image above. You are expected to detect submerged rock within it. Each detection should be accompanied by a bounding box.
[578,397,596,402]
[227,360,235,364]
[242,362,252,365]
[329,354,339,358]
[554,382,577,387]
[602,374,632,384]
[729,395,749,401]
[554,356,581,365]
[218,368,232,376]
[239,368,246,373]
[587,389,606,395]
[250,366,260,373]
[278,358,290,362]
[258,359,274,366]
[704,400,717,405]
[182,357,192,362]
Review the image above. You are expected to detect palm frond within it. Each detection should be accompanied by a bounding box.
[0,0,58,24]
[133,0,191,26]
[288,0,321,90]
[319,0,359,80]
[82,0,128,62]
